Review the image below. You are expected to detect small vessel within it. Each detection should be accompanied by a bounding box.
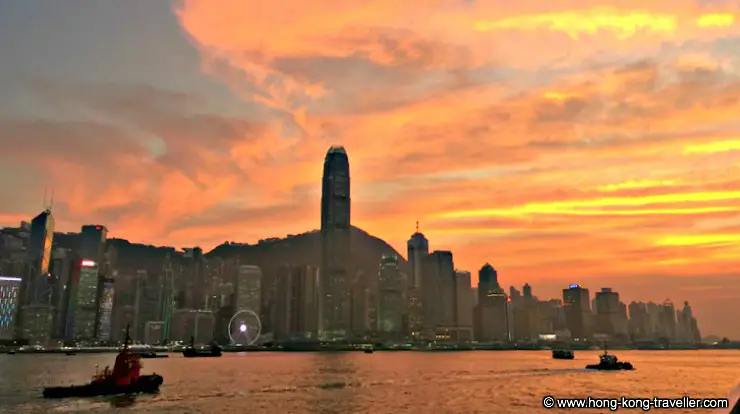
[43,326,164,399]
[130,345,169,359]
[363,347,374,354]
[585,345,634,371]
[552,349,574,360]
[65,351,77,356]
[7,349,15,355]
[140,352,169,359]
[182,337,222,358]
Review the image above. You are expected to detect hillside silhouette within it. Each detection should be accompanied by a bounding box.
[52,226,408,280]
[207,226,409,281]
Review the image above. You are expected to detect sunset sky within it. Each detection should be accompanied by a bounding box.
[1,1,739,338]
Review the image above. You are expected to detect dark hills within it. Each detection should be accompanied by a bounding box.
[208,226,409,281]
[52,226,409,280]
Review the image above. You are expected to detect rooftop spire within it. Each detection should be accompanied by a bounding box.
[416,220,419,232]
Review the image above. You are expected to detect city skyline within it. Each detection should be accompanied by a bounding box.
[1,1,740,339]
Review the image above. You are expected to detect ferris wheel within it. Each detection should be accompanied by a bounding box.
[228,309,262,345]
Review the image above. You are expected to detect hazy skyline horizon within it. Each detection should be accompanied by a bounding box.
[1,0,739,338]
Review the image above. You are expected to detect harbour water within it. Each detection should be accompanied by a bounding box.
[1,350,738,413]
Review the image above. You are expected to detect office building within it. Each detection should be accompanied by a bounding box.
[144,321,165,345]
[96,278,114,341]
[17,210,55,343]
[594,288,628,340]
[512,283,539,342]
[422,251,456,340]
[170,309,215,344]
[659,300,677,342]
[350,270,370,337]
[406,224,429,340]
[563,284,591,341]
[454,270,474,341]
[0,276,21,340]
[67,225,107,341]
[628,301,651,341]
[476,264,508,342]
[274,264,320,341]
[319,145,352,341]
[48,248,81,339]
[183,247,206,309]
[72,259,100,341]
[377,255,404,339]
[235,265,261,312]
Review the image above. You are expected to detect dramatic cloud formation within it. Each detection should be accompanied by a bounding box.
[1,1,739,336]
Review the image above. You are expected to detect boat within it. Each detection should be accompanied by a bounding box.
[65,351,77,356]
[585,344,634,371]
[182,337,222,358]
[140,352,169,359]
[7,350,15,355]
[363,347,374,354]
[552,349,574,360]
[129,345,168,359]
[43,326,164,399]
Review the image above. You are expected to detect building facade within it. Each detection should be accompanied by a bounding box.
[319,146,352,341]
[377,255,404,339]
[0,276,21,341]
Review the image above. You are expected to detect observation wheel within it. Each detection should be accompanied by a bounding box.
[228,309,262,345]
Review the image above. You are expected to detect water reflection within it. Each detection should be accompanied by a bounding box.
[108,394,137,408]
[308,353,359,414]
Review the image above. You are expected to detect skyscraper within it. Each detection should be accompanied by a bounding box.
[422,251,456,340]
[476,264,508,342]
[0,276,21,340]
[406,224,429,340]
[235,265,262,313]
[454,270,474,341]
[17,209,55,343]
[594,287,628,340]
[70,225,107,341]
[320,146,351,341]
[563,284,591,341]
[377,254,404,339]
[407,223,429,290]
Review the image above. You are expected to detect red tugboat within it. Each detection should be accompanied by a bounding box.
[43,326,164,398]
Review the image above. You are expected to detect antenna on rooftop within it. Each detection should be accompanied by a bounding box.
[43,187,48,210]
[416,220,420,232]
[49,187,55,211]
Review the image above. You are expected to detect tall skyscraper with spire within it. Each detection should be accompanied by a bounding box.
[406,223,429,339]
[407,222,429,290]
[320,146,351,341]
